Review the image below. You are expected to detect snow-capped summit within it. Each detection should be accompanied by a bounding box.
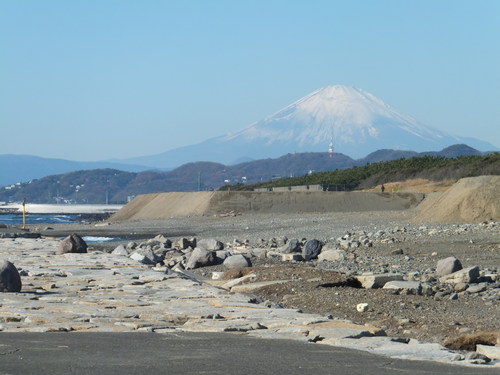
[123,85,496,167]
[225,85,449,153]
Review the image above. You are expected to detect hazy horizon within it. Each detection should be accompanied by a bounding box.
[1,1,499,161]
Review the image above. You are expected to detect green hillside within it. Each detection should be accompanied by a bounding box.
[221,153,500,191]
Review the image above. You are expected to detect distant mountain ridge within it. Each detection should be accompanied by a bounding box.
[0,154,153,187]
[1,86,497,186]
[121,85,498,168]
[0,144,491,204]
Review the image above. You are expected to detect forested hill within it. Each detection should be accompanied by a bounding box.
[0,145,495,204]
[222,153,500,191]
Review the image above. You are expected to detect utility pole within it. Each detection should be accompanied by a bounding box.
[21,198,27,230]
[105,179,110,204]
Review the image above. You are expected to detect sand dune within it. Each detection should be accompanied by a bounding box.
[110,191,423,221]
[415,175,499,223]
[111,176,499,224]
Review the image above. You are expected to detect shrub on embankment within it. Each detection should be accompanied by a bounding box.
[221,153,500,191]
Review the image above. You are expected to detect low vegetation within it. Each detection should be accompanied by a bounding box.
[2,152,498,204]
[221,153,500,191]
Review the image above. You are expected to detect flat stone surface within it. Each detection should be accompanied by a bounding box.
[439,266,480,284]
[355,273,404,289]
[0,237,496,368]
[476,345,500,360]
[383,281,422,294]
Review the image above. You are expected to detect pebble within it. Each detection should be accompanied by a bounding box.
[356,303,369,312]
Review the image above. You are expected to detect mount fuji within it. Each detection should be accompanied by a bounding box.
[124,85,496,168]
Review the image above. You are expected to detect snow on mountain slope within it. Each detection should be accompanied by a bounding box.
[122,85,496,167]
[224,85,452,149]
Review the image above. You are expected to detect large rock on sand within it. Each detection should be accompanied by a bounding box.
[57,233,88,254]
[186,248,217,269]
[279,238,301,253]
[130,247,162,265]
[223,254,252,269]
[302,239,322,261]
[0,260,22,292]
[436,257,462,276]
[439,266,480,284]
[197,238,224,251]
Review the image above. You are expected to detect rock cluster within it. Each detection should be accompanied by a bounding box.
[0,218,498,367]
[108,224,499,307]
[110,236,253,272]
[0,236,492,368]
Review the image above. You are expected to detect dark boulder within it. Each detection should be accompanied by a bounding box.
[0,260,22,292]
[57,233,88,254]
[185,248,217,269]
[302,239,322,261]
[280,238,301,253]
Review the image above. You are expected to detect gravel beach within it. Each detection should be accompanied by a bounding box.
[9,209,500,345]
[1,187,499,367]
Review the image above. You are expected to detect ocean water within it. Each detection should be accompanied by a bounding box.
[0,213,78,225]
[0,214,121,242]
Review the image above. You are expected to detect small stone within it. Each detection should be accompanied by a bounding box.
[129,248,162,265]
[476,344,500,360]
[466,283,487,294]
[451,353,465,361]
[454,282,468,292]
[126,242,137,250]
[112,244,128,256]
[318,249,347,262]
[356,303,369,312]
[211,272,225,280]
[383,281,422,295]
[279,238,301,253]
[41,283,56,291]
[215,250,230,262]
[465,351,490,364]
[282,253,303,261]
[173,238,192,250]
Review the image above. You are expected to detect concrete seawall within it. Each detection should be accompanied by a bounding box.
[110,191,424,221]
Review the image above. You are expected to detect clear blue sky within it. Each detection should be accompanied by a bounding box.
[1,0,499,161]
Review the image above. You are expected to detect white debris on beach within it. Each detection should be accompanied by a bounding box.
[0,203,123,214]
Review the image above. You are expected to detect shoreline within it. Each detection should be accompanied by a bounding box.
[0,203,123,215]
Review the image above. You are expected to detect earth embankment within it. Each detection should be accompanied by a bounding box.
[414,175,500,223]
[110,192,216,221]
[110,191,423,221]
